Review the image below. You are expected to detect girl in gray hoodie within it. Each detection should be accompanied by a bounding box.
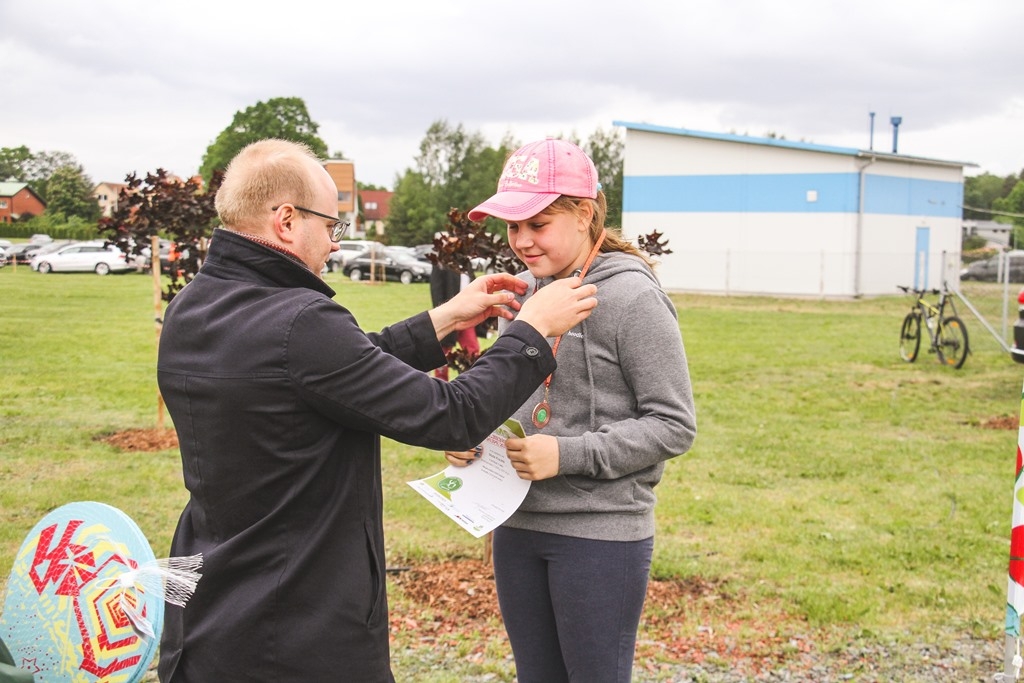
[448,138,697,683]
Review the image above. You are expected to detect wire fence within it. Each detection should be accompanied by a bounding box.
[953,279,1023,355]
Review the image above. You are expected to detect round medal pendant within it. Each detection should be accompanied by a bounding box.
[532,401,551,428]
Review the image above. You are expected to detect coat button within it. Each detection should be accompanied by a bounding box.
[525,346,539,357]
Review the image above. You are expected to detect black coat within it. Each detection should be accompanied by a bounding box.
[157,230,555,682]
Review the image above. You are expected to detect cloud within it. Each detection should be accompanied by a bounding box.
[2,0,1022,187]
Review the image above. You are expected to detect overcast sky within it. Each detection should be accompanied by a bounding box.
[3,0,1022,190]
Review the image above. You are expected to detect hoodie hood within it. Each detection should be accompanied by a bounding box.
[529,250,660,292]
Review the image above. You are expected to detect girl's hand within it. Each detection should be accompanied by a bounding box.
[444,446,482,467]
[505,434,560,481]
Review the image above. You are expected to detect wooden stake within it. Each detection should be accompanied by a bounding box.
[151,235,165,430]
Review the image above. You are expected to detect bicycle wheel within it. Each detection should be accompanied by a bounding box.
[899,312,921,362]
[936,316,969,369]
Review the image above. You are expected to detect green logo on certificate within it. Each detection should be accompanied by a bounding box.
[438,477,463,492]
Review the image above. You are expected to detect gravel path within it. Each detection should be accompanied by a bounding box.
[629,634,1006,682]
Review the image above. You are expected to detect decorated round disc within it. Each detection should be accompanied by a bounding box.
[0,501,162,682]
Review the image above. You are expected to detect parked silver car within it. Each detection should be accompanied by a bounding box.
[961,251,1024,282]
[31,241,132,275]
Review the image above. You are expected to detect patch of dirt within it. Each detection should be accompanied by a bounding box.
[981,415,1019,430]
[97,428,178,452]
[390,558,723,623]
[387,556,808,675]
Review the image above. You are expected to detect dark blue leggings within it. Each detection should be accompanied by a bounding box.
[492,526,654,683]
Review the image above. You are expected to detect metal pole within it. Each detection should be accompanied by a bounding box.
[1004,251,1011,341]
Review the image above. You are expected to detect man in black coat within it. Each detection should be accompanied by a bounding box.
[156,139,597,682]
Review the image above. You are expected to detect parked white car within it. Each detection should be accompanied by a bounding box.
[31,241,132,275]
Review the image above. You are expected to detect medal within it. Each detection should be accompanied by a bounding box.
[532,387,551,428]
[529,229,606,430]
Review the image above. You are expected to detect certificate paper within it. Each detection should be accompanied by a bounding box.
[408,418,530,538]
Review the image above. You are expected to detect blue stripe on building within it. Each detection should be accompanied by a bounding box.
[623,173,962,218]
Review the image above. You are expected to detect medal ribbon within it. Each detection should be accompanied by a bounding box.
[532,229,606,428]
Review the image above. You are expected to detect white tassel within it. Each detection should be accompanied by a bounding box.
[92,554,203,640]
[117,555,203,608]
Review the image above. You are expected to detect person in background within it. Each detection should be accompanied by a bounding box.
[428,254,480,380]
[445,138,696,683]
[156,138,598,683]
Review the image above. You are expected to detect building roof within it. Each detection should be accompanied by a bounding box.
[0,181,29,197]
[613,120,978,170]
[0,181,46,206]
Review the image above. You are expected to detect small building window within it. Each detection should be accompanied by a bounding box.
[337,192,352,203]
[0,200,7,208]
[365,201,377,210]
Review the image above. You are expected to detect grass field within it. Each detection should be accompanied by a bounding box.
[3,265,1024,677]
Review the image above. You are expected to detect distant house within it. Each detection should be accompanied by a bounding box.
[614,120,974,297]
[358,190,393,238]
[323,159,358,230]
[0,182,46,223]
[94,181,128,217]
[963,219,1012,248]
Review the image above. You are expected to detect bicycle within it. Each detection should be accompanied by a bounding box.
[897,283,969,369]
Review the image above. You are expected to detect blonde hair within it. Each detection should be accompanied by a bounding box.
[545,194,655,267]
[215,139,321,230]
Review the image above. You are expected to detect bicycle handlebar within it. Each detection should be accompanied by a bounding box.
[898,285,942,296]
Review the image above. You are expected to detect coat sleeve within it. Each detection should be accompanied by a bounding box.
[286,299,557,451]
[364,311,447,372]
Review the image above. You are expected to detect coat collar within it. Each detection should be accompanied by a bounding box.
[204,228,336,298]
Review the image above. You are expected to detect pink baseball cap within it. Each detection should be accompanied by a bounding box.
[468,138,599,222]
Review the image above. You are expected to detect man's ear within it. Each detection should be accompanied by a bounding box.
[272,204,300,245]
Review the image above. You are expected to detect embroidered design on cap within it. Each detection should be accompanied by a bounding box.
[501,154,540,186]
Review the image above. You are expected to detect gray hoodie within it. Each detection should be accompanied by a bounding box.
[499,251,697,541]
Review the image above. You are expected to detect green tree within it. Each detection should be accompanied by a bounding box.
[385,170,434,245]
[387,120,511,246]
[583,127,624,229]
[994,179,1024,247]
[45,165,100,221]
[964,172,1014,220]
[199,97,328,184]
[0,146,33,181]
[0,146,79,200]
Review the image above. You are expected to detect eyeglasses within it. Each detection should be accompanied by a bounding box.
[272,204,351,242]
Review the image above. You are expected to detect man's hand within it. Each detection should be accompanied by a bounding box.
[506,434,560,481]
[515,277,598,338]
[428,273,530,342]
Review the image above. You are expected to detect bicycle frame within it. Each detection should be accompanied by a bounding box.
[897,283,969,369]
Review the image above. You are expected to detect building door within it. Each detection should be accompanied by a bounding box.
[914,227,930,290]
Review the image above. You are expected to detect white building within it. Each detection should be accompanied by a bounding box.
[614,121,974,297]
